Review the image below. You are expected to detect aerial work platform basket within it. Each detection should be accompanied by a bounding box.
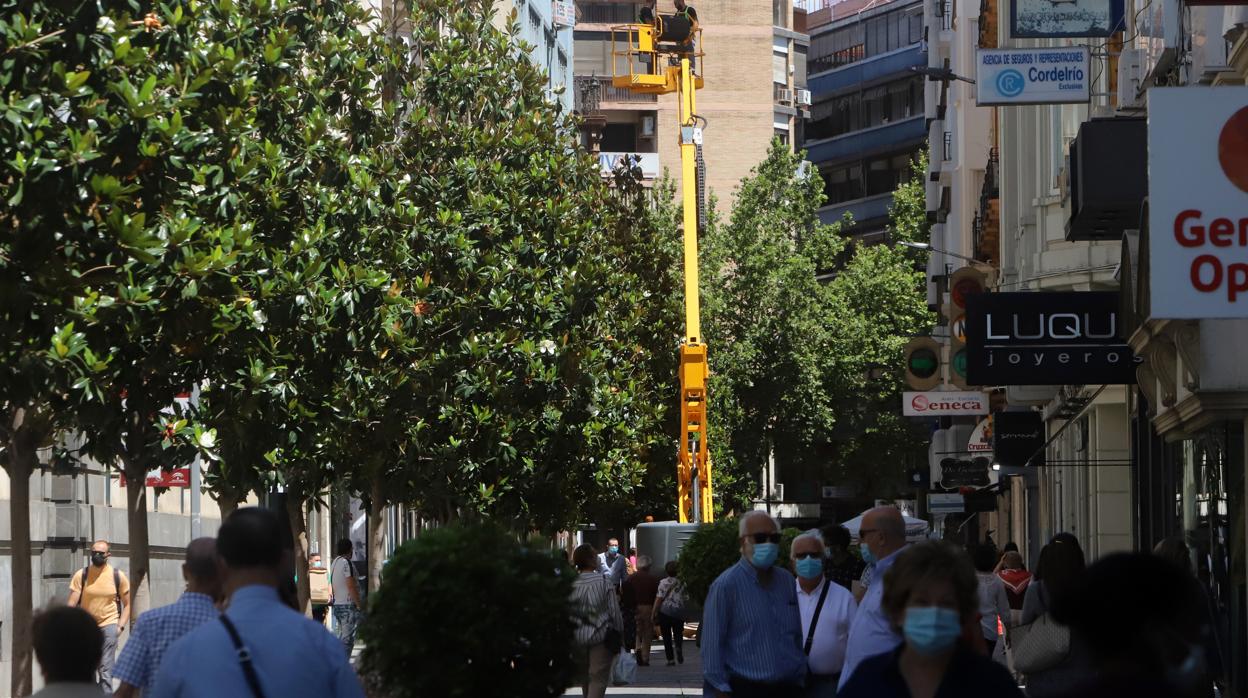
[610,17,704,95]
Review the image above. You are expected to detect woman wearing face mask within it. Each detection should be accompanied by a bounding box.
[838,541,1023,698]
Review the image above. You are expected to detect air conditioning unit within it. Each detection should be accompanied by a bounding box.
[776,88,794,105]
[795,89,812,106]
[1116,48,1146,109]
[640,115,656,137]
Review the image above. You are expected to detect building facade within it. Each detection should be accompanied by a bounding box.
[494,0,576,112]
[803,0,927,241]
[574,0,806,204]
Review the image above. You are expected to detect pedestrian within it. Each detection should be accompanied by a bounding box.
[837,541,1024,697]
[971,543,1011,656]
[839,507,908,689]
[1053,552,1213,698]
[622,555,661,666]
[820,524,865,594]
[791,530,857,697]
[67,539,131,693]
[148,508,364,698]
[628,547,639,576]
[652,560,686,666]
[330,538,363,656]
[571,543,623,698]
[1153,537,1226,689]
[30,606,105,698]
[1016,532,1093,697]
[701,510,806,697]
[598,537,628,589]
[996,550,1031,625]
[113,538,222,697]
[308,552,330,625]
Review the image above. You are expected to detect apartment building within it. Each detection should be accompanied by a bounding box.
[802,0,926,241]
[493,0,576,112]
[574,0,807,204]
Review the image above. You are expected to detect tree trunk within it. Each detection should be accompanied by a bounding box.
[285,486,311,615]
[123,457,152,619]
[367,477,386,593]
[7,420,38,698]
[218,491,241,520]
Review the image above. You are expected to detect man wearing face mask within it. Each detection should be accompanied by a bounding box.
[597,537,628,590]
[701,511,806,697]
[68,540,131,693]
[838,507,907,689]
[837,541,1022,697]
[791,531,857,697]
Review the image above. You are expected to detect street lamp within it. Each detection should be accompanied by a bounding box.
[897,240,981,265]
[909,65,976,84]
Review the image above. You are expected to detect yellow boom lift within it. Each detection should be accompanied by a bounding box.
[611,15,711,523]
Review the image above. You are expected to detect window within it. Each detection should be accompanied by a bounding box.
[601,123,638,151]
[808,3,921,73]
[804,76,921,140]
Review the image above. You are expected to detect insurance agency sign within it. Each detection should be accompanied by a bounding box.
[976,47,1090,106]
[1149,88,1248,319]
[965,291,1140,385]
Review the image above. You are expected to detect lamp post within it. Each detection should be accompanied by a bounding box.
[898,240,982,265]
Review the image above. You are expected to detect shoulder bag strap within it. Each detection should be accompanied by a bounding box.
[803,579,833,656]
[219,615,267,698]
[75,566,88,607]
[114,568,122,617]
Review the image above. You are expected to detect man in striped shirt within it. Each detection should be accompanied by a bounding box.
[701,511,806,697]
[113,538,221,697]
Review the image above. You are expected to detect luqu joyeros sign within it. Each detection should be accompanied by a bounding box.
[903,391,989,416]
[964,291,1140,385]
[1149,88,1248,319]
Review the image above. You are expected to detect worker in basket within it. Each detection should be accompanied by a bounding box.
[639,0,699,72]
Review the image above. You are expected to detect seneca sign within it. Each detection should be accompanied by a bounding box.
[903,391,989,417]
[1150,88,1248,319]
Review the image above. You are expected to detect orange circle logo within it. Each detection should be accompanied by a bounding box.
[1218,106,1248,194]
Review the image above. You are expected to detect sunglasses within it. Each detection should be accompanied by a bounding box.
[794,552,822,560]
[748,533,782,544]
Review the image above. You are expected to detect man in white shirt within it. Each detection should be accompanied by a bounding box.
[330,538,363,656]
[791,531,857,697]
[838,507,907,690]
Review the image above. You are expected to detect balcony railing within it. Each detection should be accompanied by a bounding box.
[943,131,953,162]
[577,75,657,105]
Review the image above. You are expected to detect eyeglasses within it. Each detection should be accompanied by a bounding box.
[748,533,782,544]
[794,552,822,560]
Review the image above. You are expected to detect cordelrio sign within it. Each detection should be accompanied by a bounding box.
[976,47,1090,106]
[1149,88,1248,319]
[903,391,990,416]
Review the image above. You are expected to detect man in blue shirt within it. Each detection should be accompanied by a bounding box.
[838,507,908,690]
[701,511,806,697]
[149,508,364,698]
[113,538,221,697]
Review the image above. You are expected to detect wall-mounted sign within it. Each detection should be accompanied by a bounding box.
[1010,0,1123,37]
[965,292,1140,385]
[938,457,992,488]
[903,390,990,416]
[552,0,576,27]
[976,48,1091,106]
[928,493,965,514]
[968,416,994,453]
[1148,88,1248,319]
[120,468,191,488]
[599,152,660,179]
[993,411,1046,468]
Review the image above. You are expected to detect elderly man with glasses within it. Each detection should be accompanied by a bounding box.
[701,511,806,697]
[838,506,908,690]
[790,530,858,697]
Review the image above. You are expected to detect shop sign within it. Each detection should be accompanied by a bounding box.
[968,416,994,453]
[977,48,1091,105]
[1010,0,1123,37]
[552,0,576,27]
[938,457,992,488]
[964,291,1140,385]
[599,152,660,179]
[993,412,1045,468]
[120,468,191,488]
[1148,88,1248,319]
[928,493,965,514]
[903,390,990,416]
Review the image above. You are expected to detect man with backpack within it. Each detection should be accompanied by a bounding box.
[67,539,131,693]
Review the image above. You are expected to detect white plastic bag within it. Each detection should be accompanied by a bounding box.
[611,650,637,686]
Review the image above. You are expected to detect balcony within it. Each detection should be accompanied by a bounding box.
[808,44,925,96]
[804,115,926,165]
[575,75,657,106]
[819,192,894,228]
[576,2,641,25]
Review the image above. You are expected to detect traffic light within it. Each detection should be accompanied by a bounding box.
[947,267,986,389]
[903,336,942,391]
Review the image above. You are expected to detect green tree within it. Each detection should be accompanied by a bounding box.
[701,142,933,511]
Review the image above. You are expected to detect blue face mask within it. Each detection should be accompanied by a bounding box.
[608,546,619,555]
[795,557,823,580]
[751,542,779,569]
[860,543,876,565]
[903,606,962,655]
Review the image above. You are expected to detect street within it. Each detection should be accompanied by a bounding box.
[563,640,704,697]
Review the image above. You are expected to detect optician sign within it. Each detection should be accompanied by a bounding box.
[976,47,1090,106]
[903,391,990,416]
[965,292,1140,385]
[1149,88,1248,319]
